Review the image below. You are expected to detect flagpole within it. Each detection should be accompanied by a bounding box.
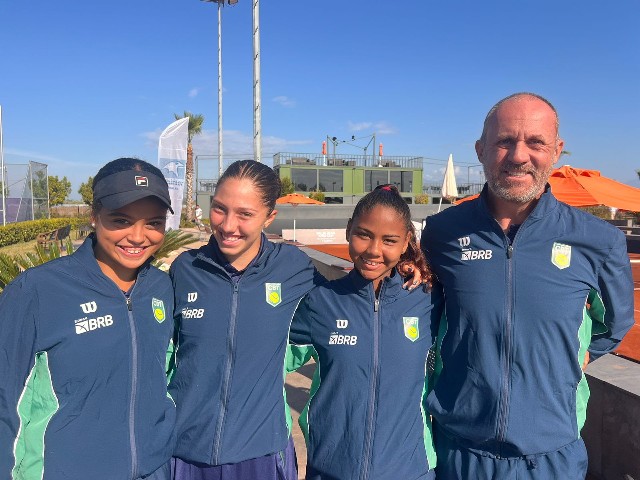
[0,105,5,226]
[253,0,262,162]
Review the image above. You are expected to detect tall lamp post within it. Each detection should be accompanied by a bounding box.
[327,133,376,165]
[202,0,238,179]
[252,0,262,162]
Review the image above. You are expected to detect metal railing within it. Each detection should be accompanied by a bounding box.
[273,152,423,169]
[422,182,484,197]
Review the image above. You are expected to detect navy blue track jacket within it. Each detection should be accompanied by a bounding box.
[0,236,176,480]
[289,269,443,480]
[168,234,322,465]
[421,186,634,458]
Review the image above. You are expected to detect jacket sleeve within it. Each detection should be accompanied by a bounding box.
[289,294,314,347]
[589,231,634,359]
[0,276,38,476]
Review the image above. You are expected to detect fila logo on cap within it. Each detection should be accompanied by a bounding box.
[135,176,148,187]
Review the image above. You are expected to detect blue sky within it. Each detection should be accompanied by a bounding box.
[1,0,639,199]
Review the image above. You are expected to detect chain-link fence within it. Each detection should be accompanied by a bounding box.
[1,161,49,224]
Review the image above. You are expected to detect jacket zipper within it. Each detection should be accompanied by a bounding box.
[496,233,519,453]
[213,281,240,464]
[125,294,139,478]
[360,287,382,480]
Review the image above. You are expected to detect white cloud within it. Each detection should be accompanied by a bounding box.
[191,129,313,157]
[4,148,63,164]
[347,121,397,135]
[188,88,200,98]
[347,121,373,132]
[272,96,296,108]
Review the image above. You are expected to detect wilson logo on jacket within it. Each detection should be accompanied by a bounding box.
[80,301,97,314]
[265,283,282,307]
[458,235,493,261]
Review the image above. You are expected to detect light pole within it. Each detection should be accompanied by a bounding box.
[202,0,238,178]
[466,163,483,184]
[328,133,376,165]
[0,105,5,226]
[253,0,262,162]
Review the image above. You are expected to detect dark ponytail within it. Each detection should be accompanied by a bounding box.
[351,184,432,283]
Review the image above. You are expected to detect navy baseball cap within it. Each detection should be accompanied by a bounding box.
[93,169,174,213]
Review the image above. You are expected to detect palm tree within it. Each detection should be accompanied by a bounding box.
[174,111,205,221]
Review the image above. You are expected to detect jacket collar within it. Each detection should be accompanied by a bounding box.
[477,183,559,222]
[347,267,405,302]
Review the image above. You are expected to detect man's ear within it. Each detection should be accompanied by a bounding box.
[553,138,565,164]
[475,140,485,164]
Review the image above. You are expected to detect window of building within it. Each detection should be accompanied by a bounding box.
[390,171,414,192]
[291,168,317,192]
[319,169,343,192]
[365,170,389,191]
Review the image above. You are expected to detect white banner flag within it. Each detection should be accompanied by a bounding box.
[158,117,189,230]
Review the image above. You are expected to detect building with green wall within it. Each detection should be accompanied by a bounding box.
[273,152,423,204]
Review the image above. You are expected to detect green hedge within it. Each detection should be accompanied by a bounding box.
[0,217,89,248]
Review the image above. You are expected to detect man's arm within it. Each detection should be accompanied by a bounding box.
[589,231,634,359]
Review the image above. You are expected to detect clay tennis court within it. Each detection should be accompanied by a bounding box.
[617,254,640,362]
[307,245,640,363]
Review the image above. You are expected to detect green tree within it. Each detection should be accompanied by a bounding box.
[414,194,430,204]
[31,170,48,200]
[309,190,325,202]
[78,176,94,206]
[280,176,295,195]
[48,176,72,206]
[174,111,204,221]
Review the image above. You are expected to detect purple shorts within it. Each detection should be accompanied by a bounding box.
[172,436,298,480]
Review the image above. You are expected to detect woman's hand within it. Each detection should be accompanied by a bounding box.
[397,262,425,291]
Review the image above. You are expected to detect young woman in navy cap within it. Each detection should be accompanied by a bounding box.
[0,157,176,480]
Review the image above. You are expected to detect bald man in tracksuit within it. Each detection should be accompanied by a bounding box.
[421,93,634,479]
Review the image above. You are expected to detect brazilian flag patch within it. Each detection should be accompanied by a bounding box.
[265,283,282,307]
[152,298,166,323]
[403,317,419,342]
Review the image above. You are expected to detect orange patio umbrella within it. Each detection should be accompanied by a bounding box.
[276,193,325,206]
[276,193,325,242]
[455,166,640,211]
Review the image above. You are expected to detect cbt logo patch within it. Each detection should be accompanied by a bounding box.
[403,317,420,342]
[551,242,572,270]
[265,283,282,307]
[152,298,166,323]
